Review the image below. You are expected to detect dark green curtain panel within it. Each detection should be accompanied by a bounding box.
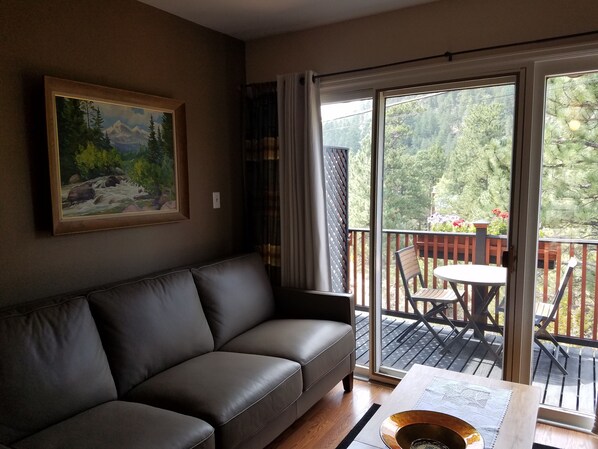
[244,82,281,285]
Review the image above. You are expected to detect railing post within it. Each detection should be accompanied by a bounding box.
[473,221,489,330]
[474,221,488,265]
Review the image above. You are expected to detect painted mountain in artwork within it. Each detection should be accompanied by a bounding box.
[105,120,149,153]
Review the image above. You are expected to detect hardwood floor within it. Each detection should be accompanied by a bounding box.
[266,379,393,449]
[535,423,598,449]
[266,379,598,449]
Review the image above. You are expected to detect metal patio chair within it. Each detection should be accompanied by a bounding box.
[533,257,578,375]
[395,246,459,349]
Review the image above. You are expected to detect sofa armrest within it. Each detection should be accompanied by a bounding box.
[273,287,355,330]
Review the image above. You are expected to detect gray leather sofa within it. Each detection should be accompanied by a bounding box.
[0,253,355,449]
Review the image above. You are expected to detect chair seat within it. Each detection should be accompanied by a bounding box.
[534,301,553,320]
[412,288,457,303]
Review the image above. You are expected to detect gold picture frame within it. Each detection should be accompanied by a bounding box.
[44,76,189,234]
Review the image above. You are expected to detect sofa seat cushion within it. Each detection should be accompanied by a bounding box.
[0,297,116,445]
[13,401,215,449]
[220,319,354,391]
[124,352,302,449]
[88,270,214,396]
[191,253,275,349]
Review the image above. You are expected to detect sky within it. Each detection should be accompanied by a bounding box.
[93,99,168,130]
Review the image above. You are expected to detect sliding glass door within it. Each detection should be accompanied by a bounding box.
[373,78,517,379]
[320,47,598,429]
[531,61,598,426]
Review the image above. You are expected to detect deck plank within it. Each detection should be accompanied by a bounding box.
[353,311,595,415]
[560,346,580,411]
[539,343,568,409]
[578,346,596,413]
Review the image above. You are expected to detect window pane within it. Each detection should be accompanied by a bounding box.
[534,71,598,415]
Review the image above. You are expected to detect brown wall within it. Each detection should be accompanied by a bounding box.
[0,0,246,306]
[246,0,598,83]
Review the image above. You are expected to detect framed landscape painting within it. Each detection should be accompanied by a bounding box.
[44,76,189,234]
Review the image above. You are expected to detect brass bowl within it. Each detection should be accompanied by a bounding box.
[380,410,484,449]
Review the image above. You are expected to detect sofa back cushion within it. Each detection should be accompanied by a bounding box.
[88,270,214,396]
[191,253,275,349]
[0,297,117,444]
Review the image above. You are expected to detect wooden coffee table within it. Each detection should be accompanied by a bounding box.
[348,364,541,449]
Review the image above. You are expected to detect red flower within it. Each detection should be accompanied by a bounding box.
[453,218,464,227]
[492,208,501,216]
[499,211,509,219]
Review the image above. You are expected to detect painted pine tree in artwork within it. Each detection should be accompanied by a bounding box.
[55,97,122,184]
[147,115,162,166]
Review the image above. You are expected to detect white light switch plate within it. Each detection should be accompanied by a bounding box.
[212,192,221,209]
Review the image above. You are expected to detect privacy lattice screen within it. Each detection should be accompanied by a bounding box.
[324,146,349,293]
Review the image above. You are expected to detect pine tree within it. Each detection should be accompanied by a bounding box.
[381,100,433,229]
[160,113,174,159]
[147,115,162,165]
[434,101,513,222]
[542,73,598,238]
[157,127,163,157]
[90,106,111,150]
[56,97,87,183]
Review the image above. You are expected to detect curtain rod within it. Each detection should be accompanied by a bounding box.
[313,29,598,82]
[244,29,598,88]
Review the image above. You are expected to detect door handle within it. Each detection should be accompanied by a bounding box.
[502,250,509,268]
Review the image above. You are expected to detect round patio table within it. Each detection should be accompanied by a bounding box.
[434,264,507,359]
[434,264,506,287]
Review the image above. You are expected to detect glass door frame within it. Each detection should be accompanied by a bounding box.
[320,40,598,428]
[369,73,528,382]
[529,53,598,430]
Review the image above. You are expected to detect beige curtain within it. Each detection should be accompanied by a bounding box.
[277,71,331,291]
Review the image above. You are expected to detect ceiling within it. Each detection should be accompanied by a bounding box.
[137,0,438,41]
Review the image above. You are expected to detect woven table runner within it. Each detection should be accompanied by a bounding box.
[415,376,512,449]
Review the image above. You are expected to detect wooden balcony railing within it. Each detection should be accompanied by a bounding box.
[348,227,598,347]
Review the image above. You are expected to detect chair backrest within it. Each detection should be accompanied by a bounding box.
[541,257,578,324]
[396,246,425,293]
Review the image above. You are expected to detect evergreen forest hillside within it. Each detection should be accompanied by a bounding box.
[322,74,598,240]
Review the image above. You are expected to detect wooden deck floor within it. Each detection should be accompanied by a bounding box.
[354,310,598,416]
